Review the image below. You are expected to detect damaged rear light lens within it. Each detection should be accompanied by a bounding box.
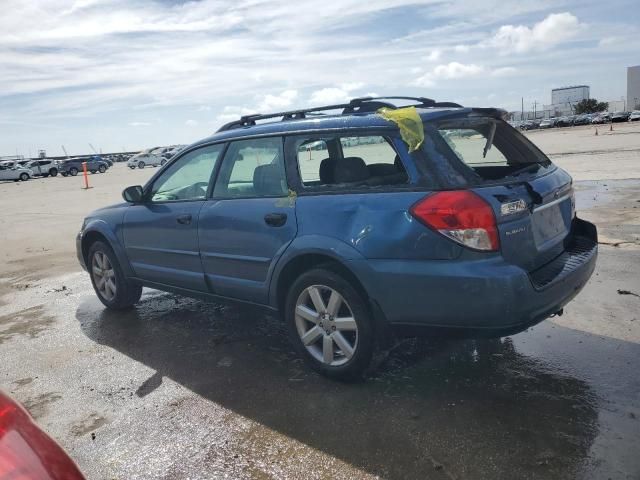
[410,191,500,251]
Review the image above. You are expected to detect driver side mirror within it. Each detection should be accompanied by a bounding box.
[122,185,144,203]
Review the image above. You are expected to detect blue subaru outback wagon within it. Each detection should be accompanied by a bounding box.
[77,96,597,379]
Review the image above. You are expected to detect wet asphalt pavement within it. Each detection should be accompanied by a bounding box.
[1,180,639,479]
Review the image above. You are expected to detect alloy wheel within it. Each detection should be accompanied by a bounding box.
[294,285,358,366]
[92,251,116,301]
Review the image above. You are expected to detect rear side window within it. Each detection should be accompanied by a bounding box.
[295,135,407,188]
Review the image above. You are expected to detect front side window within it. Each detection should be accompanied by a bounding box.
[213,137,287,198]
[149,144,223,202]
[295,134,407,188]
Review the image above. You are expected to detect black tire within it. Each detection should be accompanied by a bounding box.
[138,161,145,169]
[129,165,136,169]
[90,170,96,174]
[98,165,106,173]
[61,172,68,177]
[19,173,29,181]
[49,168,58,177]
[160,159,167,166]
[70,167,78,176]
[87,241,142,310]
[285,267,375,380]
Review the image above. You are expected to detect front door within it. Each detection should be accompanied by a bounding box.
[198,137,297,304]
[123,144,224,292]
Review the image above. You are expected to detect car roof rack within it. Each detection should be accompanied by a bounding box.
[216,96,463,132]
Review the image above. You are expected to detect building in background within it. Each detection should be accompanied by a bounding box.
[606,100,626,113]
[628,66,640,110]
[543,85,590,116]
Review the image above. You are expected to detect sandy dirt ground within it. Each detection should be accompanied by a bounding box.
[0,123,639,479]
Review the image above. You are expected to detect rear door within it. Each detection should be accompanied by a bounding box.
[198,136,297,304]
[123,144,224,291]
[428,117,574,271]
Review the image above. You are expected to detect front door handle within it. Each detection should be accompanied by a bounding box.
[264,212,287,227]
[176,214,192,225]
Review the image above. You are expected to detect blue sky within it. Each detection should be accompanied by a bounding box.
[1,0,638,156]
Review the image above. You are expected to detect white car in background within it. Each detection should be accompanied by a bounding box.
[127,152,166,169]
[0,163,33,181]
[629,111,640,122]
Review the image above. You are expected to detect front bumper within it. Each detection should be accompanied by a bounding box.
[351,218,597,337]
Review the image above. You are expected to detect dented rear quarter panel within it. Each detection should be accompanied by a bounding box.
[294,192,462,260]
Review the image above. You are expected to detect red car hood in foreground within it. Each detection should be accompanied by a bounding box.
[0,391,85,480]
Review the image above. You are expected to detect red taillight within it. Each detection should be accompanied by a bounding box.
[410,190,500,251]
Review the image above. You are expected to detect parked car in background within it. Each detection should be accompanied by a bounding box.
[25,159,59,177]
[573,114,592,126]
[0,390,86,479]
[127,152,166,169]
[611,111,630,122]
[591,113,610,124]
[58,157,109,176]
[555,116,573,127]
[519,120,540,130]
[0,163,32,181]
[77,96,598,379]
[539,118,556,129]
[628,111,640,122]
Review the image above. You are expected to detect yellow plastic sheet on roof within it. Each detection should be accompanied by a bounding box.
[377,106,424,152]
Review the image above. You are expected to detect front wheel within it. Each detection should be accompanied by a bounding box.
[19,173,29,181]
[98,165,106,173]
[138,161,145,169]
[49,168,58,177]
[88,241,142,310]
[285,267,375,380]
[70,167,78,176]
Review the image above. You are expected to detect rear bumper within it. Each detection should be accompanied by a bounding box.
[350,218,597,337]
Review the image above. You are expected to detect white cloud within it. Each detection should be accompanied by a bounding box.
[490,12,582,53]
[309,88,351,104]
[185,119,198,127]
[414,62,485,87]
[425,49,442,61]
[454,44,470,53]
[128,121,151,127]
[491,66,517,77]
[256,90,298,113]
[433,62,485,79]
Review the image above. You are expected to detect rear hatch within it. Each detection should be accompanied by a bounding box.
[421,113,576,271]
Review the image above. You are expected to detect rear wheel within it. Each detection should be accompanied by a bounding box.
[88,241,142,310]
[49,168,58,177]
[70,167,78,176]
[98,165,106,173]
[138,161,145,169]
[19,173,29,181]
[285,268,375,380]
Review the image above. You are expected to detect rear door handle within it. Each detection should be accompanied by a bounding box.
[176,214,192,225]
[264,213,287,227]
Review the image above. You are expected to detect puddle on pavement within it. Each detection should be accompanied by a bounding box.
[74,291,640,479]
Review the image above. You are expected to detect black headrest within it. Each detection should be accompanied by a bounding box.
[319,157,337,184]
[253,164,284,196]
[333,157,369,184]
